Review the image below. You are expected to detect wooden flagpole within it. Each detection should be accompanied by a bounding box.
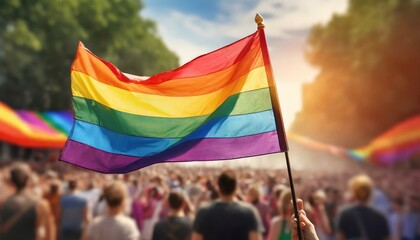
[255,13,304,240]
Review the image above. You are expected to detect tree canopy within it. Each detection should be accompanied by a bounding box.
[291,0,420,147]
[0,0,179,110]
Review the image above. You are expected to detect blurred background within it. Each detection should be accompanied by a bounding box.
[0,0,419,239]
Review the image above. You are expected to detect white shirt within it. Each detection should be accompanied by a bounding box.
[87,214,141,240]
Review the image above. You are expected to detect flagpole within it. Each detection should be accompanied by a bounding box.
[255,13,304,240]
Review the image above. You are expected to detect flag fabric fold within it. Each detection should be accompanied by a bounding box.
[60,29,287,173]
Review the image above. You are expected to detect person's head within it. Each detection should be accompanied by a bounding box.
[247,185,261,204]
[349,175,373,204]
[176,175,185,187]
[218,170,237,197]
[152,176,163,185]
[409,194,420,210]
[168,191,185,211]
[392,197,404,211]
[147,186,159,198]
[9,163,31,191]
[49,180,60,195]
[279,189,293,216]
[103,181,127,210]
[325,186,340,202]
[309,190,326,207]
[67,179,78,192]
[272,184,286,200]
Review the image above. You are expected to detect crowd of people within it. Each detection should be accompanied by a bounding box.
[0,159,419,240]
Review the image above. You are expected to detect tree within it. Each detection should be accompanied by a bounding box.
[291,0,420,147]
[0,0,178,110]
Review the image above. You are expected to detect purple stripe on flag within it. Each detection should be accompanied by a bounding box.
[16,111,57,133]
[375,144,420,165]
[59,131,281,173]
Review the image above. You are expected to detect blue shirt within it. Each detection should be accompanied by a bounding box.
[402,210,420,239]
[60,193,87,231]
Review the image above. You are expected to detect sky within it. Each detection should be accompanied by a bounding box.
[142,0,348,129]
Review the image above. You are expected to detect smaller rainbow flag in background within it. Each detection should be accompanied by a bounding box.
[59,28,288,173]
[0,102,72,148]
[349,115,420,165]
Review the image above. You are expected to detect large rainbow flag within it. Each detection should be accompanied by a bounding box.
[59,29,288,173]
[0,102,72,148]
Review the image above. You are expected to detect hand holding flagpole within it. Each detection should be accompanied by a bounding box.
[255,13,304,240]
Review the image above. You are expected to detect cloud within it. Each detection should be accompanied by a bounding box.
[249,0,347,35]
[143,0,347,63]
[142,10,218,65]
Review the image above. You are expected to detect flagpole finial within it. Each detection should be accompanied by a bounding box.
[255,13,265,29]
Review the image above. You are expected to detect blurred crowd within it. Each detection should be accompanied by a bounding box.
[0,159,419,240]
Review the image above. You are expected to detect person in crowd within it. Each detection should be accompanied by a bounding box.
[200,178,219,207]
[307,190,332,239]
[0,167,13,204]
[132,190,145,233]
[44,179,61,232]
[152,191,193,240]
[324,187,340,240]
[79,180,101,219]
[188,175,205,210]
[336,175,389,240]
[83,181,140,240]
[389,197,404,240]
[402,194,420,240]
[142,186,165,240]
[0,163,55,240]
[291,199,320,240]
[160,175,195,220]
[372,186,392,217]
[269,184,287,218]
[248,185,271,238]
[267,189,293,240]
[192,169,264,240]
[59,179,89,240]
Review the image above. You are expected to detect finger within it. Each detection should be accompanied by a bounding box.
[297,199,304,211]
[292,219,297,228]
[292,210,308,226]
[299,211,311,224]
[292,217,306,230]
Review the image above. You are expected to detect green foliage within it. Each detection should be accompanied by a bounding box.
[0,0,179,110]
[292,0,420,147]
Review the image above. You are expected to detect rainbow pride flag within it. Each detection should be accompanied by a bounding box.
[60,29,288,173]
[349,115,420,165]
[0,102,72,148]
